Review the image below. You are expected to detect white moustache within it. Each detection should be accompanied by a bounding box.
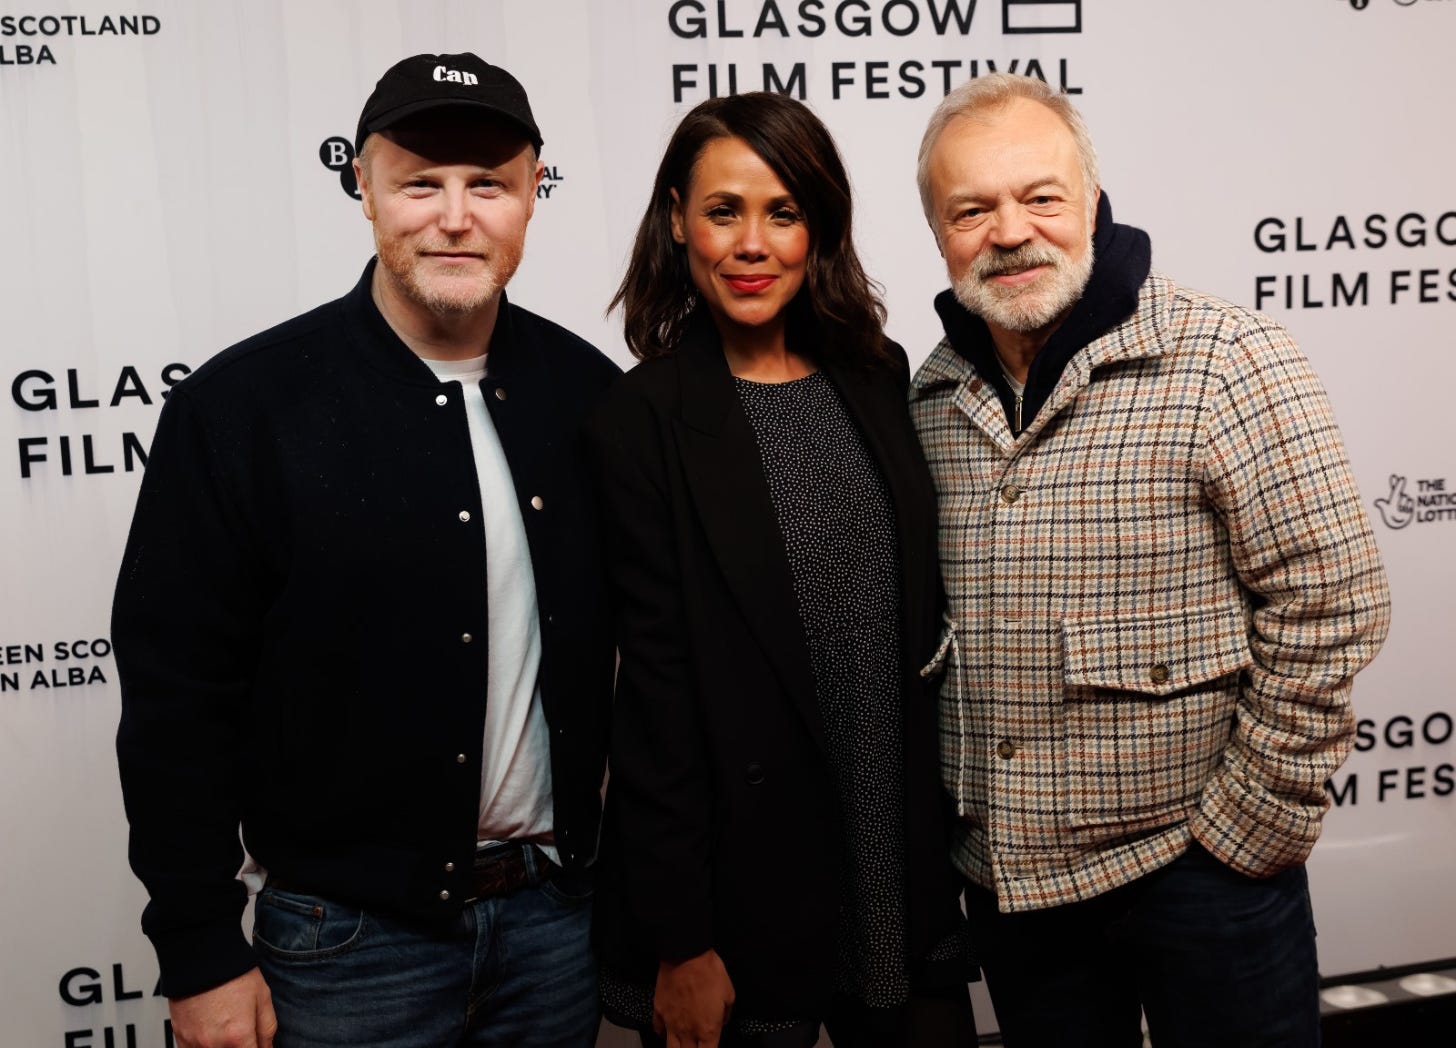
[973,248,1061,280]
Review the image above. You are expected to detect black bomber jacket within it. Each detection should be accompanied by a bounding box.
[113,260,620,997]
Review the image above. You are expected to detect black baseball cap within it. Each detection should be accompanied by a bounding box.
[355,52,543,154]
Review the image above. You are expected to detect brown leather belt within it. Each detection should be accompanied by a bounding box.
[264,844,552,905]
[467,843,550,901]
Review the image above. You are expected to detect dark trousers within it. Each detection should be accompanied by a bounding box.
[966,841,1321,1048]
[638,985,977,1048]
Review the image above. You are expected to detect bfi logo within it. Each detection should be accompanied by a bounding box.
[320,137,361,199]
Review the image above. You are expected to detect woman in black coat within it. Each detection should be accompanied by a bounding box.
[587,92,974,1048]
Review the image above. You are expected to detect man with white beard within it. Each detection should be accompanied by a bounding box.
[911,73,1390,1047]
[114,53,617,1048]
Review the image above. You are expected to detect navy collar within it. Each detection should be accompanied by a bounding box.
[933,192,1152,433]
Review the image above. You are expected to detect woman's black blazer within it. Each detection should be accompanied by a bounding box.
[585,319,965,1020]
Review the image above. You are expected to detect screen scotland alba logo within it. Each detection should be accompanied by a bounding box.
[0,13,160,66]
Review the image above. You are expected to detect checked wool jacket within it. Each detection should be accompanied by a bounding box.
[911,271,1391,913]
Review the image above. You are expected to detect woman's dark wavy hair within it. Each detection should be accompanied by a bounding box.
[610,92,890,367]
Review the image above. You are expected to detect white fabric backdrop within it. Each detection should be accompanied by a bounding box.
[2,2,1450,1043]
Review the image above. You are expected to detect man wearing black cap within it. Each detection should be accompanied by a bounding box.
[114,53,618,1047]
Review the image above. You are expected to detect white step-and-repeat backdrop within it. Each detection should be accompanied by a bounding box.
[2,2,1451,1044]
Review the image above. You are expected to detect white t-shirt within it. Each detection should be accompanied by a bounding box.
[424,354,556,863]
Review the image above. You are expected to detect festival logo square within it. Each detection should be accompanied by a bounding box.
[1003,0,1083,34]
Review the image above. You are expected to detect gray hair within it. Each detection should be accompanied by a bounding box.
[916,73,1100,228]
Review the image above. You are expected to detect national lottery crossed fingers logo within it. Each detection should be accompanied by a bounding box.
[1374,474,1456,530]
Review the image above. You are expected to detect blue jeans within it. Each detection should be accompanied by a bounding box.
[253,847,598,1047]
[966,841,1321,1048]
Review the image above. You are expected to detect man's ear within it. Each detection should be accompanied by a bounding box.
[525,158,545,220]
[354,156,375,222]
[669,188,685,244]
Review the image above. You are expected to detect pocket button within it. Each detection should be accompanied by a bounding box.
[1150,663,1171,685]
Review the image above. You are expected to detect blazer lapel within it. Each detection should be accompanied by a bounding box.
[824,361,913,527]
[671,323,826,752]
[824,360,935,666]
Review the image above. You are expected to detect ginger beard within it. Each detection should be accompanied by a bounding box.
[373,227,523,317]
[952,236,1094,334]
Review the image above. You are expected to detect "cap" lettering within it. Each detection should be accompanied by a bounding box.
[433,65,479,86]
